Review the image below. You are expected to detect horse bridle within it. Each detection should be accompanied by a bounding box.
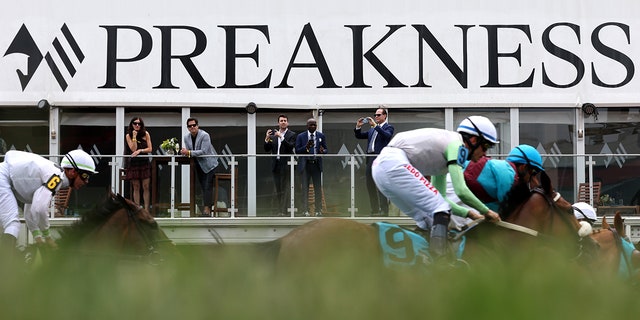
[122,200,173,265]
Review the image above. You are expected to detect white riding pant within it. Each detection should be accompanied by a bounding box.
[0,162,21,238]
[372,147,450,230]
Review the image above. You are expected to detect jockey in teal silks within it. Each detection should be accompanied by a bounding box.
[463,144,545,212]
[447,144,545,230]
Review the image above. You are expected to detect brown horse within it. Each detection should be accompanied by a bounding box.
[273,171,589,274]
[41,193,178,266]
[459,171,593,268]
[589,212,640,280]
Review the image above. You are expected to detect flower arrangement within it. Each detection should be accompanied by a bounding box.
[600,194,610,206]
[160,137,180,155]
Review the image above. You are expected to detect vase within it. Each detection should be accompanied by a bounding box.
[166,149,175,155]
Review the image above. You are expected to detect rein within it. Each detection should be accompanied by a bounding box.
[493,189,562,238]
[123,204,168,265]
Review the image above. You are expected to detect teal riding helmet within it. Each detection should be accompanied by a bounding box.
[506,144,544,171]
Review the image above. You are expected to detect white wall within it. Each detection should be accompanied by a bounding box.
[2,0,640,108]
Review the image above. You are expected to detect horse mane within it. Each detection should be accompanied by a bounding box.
[498,171,553,220]
[57,193,131,244]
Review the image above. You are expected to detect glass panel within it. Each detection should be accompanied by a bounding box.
[60,108,116,215]
[0,107,49,154]
[586,108,640,208]
[519,108,575,202]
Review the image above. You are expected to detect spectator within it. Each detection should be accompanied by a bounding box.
[355,106,394,216]
[371,116,501,260]
[0,149,97,255]
[295,118,328,217]
[264,114,296,216]
[181,118,219,217]
[124,117,152,210]
[0,129,7,155]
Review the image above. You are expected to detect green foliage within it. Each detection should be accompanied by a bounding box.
[2,245,639,320]
[160,137,179,153]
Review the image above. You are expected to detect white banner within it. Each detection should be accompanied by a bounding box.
[1,0,640,107]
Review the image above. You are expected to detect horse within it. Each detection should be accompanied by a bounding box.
[271,171,590,275]
[454,171,595,270]
[32,192,178,268]
[589,212,640,281]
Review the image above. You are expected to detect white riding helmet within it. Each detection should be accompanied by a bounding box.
[61,149,98,174]
[457,116,499,144]
[572,202,597,223]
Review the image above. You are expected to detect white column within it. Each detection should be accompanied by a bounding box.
[247,111,257,217]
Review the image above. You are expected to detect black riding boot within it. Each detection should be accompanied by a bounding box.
[430,212,450,261]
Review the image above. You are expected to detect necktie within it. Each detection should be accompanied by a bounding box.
[369,129,378,153]
[310,133,316,159]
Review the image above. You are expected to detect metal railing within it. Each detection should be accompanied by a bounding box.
[23,152,635,219]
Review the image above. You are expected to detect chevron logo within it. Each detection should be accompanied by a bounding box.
[219,144,233,170]
[352,144,366,170]
[600,143,613,168]
[536,142,562,169]
[4,23,84,91]
[614,142,628,168]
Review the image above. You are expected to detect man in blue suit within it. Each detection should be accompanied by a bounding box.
[181,117,219,217]
[296,118,328,216]
[354,106,394,216]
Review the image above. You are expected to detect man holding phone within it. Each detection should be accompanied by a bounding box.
[354,106,394,216]
[264,114,297,216]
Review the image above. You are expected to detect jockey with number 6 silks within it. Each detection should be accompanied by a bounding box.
[371,116,501,260]
[0,149,97,253]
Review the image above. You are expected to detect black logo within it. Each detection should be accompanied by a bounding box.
[4,23,84,91]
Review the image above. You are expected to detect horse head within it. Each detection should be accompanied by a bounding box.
[589,212,640,280]
[56,192,176,264]
[497,171,588,260]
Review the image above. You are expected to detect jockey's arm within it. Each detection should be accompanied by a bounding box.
[448,162,490,217]
[24,186,54,234]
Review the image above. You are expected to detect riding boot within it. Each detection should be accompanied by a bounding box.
[430,212,451,261]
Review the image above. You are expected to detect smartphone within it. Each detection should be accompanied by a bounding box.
[362,117,369,124]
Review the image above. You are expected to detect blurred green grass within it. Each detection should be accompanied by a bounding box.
[2,244,638,320]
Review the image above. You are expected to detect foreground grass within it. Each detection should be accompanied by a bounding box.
[1,245,638,320]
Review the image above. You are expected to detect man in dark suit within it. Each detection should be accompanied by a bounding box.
[354,106,394,216]
[264,114,297,216]
[295,118,328,217]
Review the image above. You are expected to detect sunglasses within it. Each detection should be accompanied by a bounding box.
[187,124,198,128]
[374,114,384,117]
[132,122,141,126]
